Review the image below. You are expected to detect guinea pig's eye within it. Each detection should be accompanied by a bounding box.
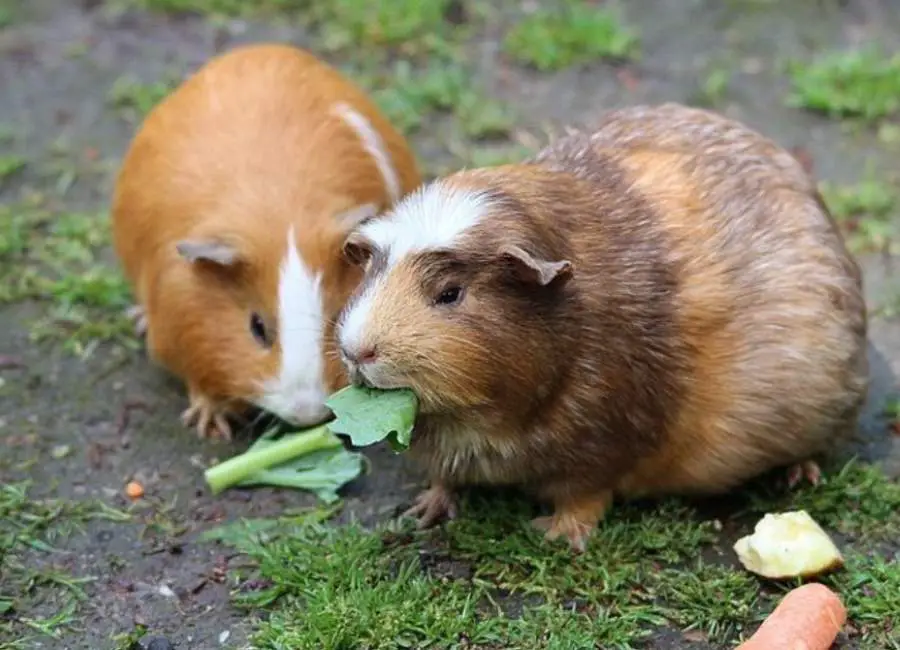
[249,312,273,348]
[434,286,465,307]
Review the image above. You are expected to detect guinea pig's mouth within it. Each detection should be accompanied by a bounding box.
[348,363,407,392]
[347,364,377,389]
[349,369,373,388]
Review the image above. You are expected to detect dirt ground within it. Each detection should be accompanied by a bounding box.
[2,1,900,649]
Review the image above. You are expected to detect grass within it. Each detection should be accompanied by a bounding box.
[136,0,469,58]
[0,0,18,28]
[359,60,515,140]
[107,74,180,123]
[129,0,310,19]
[689,64,733,108]
[0,156,26,184]
[117,1,517,170]
[0,198,136,355]
[311,0,467,58]
[503,1,640,72]
[819,178,900,255]
[787,46,900,122]
[204,461,900,650]
[744,460,900,542]
[0,482,130,649]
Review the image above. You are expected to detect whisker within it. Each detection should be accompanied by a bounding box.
[427,335,495,357]
[241,408,277,436]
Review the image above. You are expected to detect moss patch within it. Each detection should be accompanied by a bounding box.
[502,1,639,72]
[819,178,899,255]
[787,47,900,122]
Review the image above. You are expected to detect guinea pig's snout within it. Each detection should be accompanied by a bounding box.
[339,343,378,367]
[339,343,379,388]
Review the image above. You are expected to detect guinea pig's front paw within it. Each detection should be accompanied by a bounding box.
[532,491,613,553]
[785,460,822,490]
[401,484,458,529]
[181,394,233,442]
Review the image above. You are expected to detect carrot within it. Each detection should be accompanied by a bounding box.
[737,583,846,650]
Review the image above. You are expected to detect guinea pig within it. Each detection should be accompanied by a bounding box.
[111,43,422,440]
[334,102,869,552]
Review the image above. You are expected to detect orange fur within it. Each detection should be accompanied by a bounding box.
[111,43,421,438]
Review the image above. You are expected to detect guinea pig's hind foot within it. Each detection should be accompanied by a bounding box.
[785,460,822,489]
[181,395,233,442]
[401,484,458,529]
[532,491,613,553]
[124,305,148,338]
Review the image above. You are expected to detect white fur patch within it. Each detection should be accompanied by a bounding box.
[332,101,401,204]
[337,279,377,366]
[256,227,331,427]
[361,181,492,267]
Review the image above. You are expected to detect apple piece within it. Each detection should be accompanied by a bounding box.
[733,510,844,580]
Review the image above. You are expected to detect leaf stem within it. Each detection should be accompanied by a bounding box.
[204,425,343,495]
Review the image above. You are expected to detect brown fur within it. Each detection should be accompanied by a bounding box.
[111,43,422,436]
[338,103,868,550]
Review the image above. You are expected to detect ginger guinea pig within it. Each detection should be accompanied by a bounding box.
[334,102,868,552]
[111,43,421,440]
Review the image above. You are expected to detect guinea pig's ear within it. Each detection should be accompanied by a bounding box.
[176,239,241,267]
[342,230,373,267]
[334,202,379,234]
[499,244,573,287]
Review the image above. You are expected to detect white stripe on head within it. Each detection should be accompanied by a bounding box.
[337,181,492,356]
[360,180,492,267]
[257,226,331,427]
[331,101,402,204]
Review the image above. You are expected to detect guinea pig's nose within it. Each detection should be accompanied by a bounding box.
[341,344,378,365]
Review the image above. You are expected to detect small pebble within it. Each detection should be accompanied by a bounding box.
[125,481,144,499]
[145,636,174,650]
[51,444,71,459]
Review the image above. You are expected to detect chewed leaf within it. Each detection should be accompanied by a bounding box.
[325,385,419,451]
[237,446,365,503]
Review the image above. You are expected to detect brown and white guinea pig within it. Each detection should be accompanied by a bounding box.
[110,43,422,440]
[334,102,869,552]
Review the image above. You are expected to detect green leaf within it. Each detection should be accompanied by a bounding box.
[325,385,419,451]
[236,445,366,503]
[203,424,361,500]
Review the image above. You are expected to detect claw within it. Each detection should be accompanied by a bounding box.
[531,513,594,553]
[180,393,232,441]
[786,460,821,489]
[531,491,612,553]
[125,305,148,338]
[401,485,458,529]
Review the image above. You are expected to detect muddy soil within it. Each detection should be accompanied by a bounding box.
[1,1,899,648]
